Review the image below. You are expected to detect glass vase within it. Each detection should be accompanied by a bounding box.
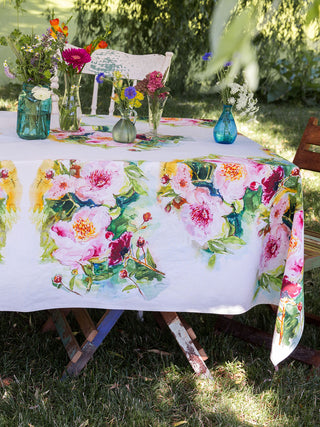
[147,95,167,136]
[59,72,82,131]
[16,83,52,140]
[213,104,237,144]
[112,109,137,143]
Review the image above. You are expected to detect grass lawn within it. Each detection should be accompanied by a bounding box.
[0,87,320,426]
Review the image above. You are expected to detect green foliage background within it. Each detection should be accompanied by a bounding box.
[73,0,320,103]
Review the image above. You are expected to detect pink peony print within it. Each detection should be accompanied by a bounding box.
[171,163,194,199]
[180,187,232,246]
[75,161,127,206]
[212,158,269,204]
[260,223,291,273]
[285,209,304,282]
[50,206,112,268]
[45,174,78,200]
[269,194,290,225]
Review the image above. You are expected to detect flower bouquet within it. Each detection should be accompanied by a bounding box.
[135,70,170,135]
[50,18,109,131]
[96,71,144,143]
[202,53,258,144]
[1,28,59,139]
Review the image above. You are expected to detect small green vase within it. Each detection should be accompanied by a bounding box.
[112,109,137,143]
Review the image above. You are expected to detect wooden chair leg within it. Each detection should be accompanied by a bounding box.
[160,312,212,379]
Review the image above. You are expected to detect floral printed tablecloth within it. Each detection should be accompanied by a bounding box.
[0,112,304,366]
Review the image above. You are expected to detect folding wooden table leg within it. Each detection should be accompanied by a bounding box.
[160,312,212,379]
[49,309,82,364]
[63,309,124,378]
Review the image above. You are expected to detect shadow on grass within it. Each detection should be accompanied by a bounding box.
[1,309,320,426]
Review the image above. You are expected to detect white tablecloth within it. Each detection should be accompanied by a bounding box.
[0,112,304,366]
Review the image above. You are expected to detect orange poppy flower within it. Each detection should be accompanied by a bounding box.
[62,25,68,36]
[49,28,57,39]
[97,40,108,49]
[50,18,59,27]
[85,43,93,54]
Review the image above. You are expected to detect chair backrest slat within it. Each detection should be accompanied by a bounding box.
[82,48,173,115]
[293,117,320,173]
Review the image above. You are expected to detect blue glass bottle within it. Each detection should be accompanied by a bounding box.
[213,104,237,144]
[17,83,52,139]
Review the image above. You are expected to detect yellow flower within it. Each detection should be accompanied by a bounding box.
[114,71,122,80]
[160,162,178,178]
[136,91,144,101]
[0,161,22,212]
[133,100,142,108]
[30,160,55,212]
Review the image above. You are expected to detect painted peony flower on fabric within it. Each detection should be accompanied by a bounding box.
[259,223,291,273]
[32,159,164,297]
[50,206,112,268]
[180,187,232,246]
[45,174,78,199]
[75,161,128,206]
[157,156,303,308]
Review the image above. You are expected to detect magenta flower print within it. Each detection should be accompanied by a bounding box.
[180,187,232,246]
[75,161,127,206]
[281,275,302,298]
[108,231,133,266]
[45,174,77,199]
[50,206,112,268]
[261,166,284,205]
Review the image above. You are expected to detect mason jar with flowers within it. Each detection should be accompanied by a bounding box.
[135,70,170,136]
[1,28,59,139]
[96,71,144,143]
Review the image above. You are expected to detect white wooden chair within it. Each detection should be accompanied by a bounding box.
[50,48,173,128]
[81,48,173,115]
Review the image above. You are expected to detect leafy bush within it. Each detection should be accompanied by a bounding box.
[254,0,320,103]
[72,0,320,103]
[73,0,215,95]
[261,49,320,103]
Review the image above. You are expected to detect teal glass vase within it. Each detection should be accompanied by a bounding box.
[17,83,52,140]
[213,104,237,144]
[112,109,137,143]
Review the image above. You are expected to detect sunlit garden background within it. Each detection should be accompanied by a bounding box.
[0,0,320,426]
